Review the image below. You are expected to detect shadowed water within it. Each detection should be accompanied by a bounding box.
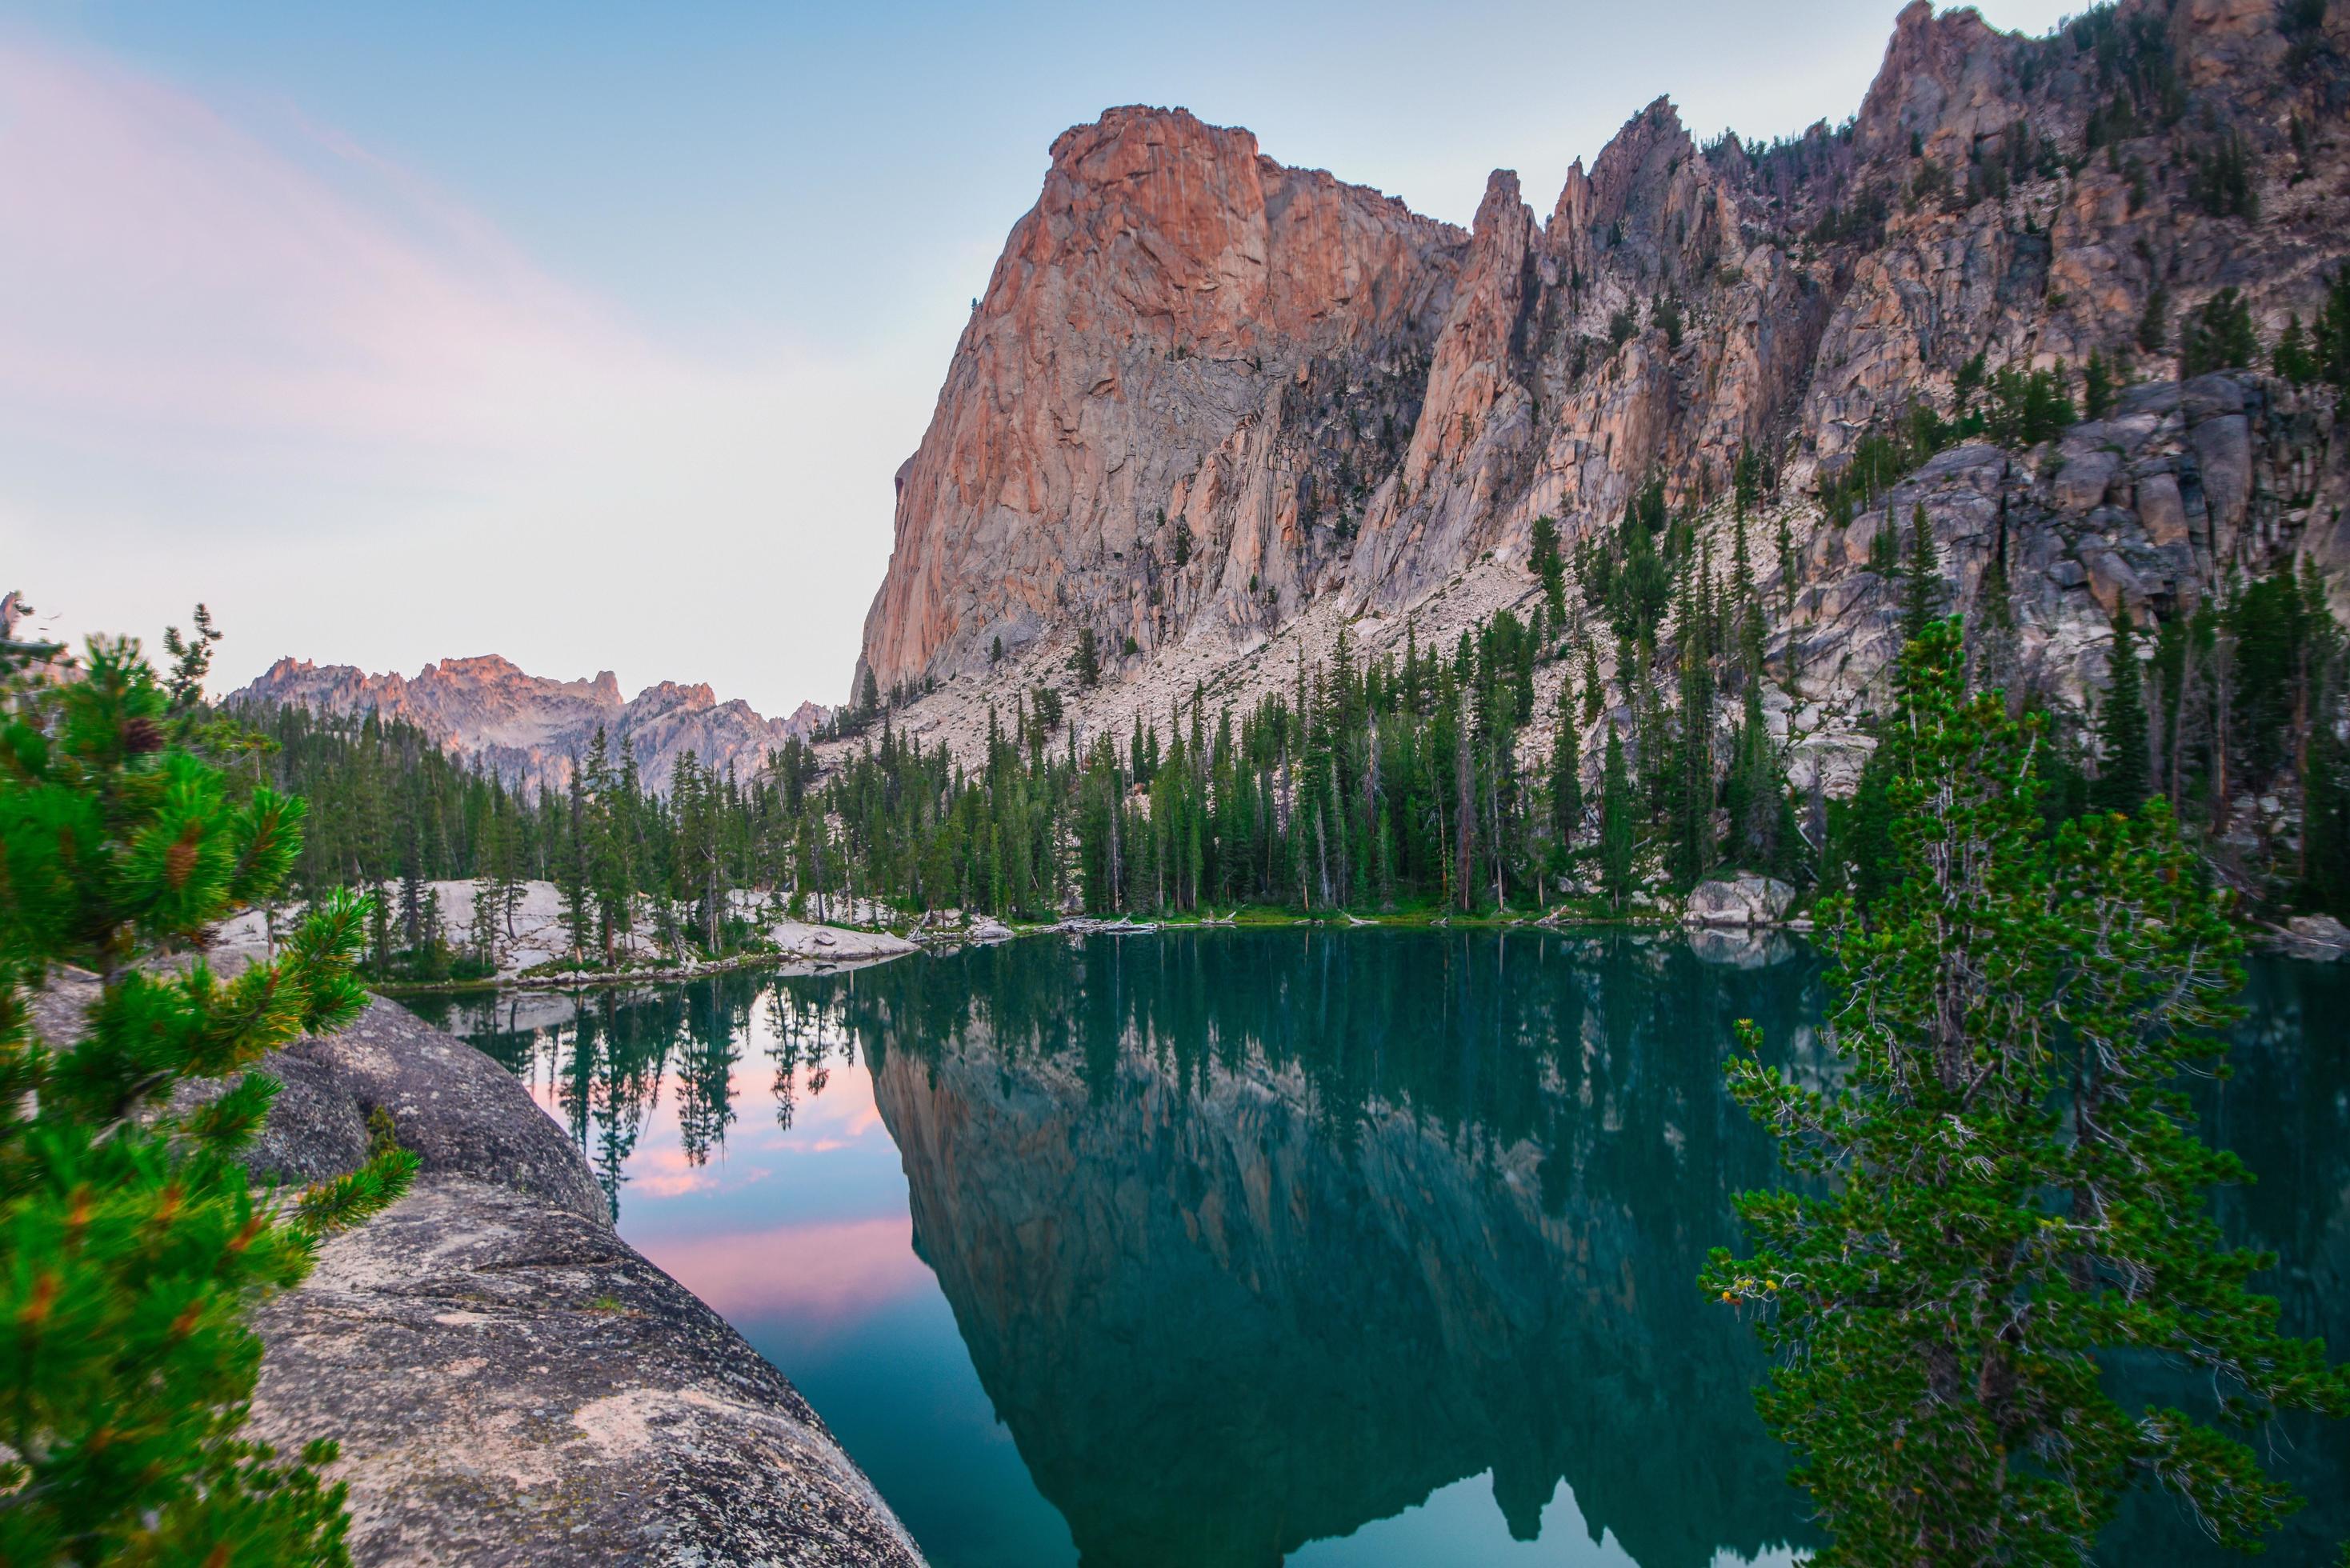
[410,930,2350,1567]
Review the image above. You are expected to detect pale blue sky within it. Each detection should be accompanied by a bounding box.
[3,0,2073,714]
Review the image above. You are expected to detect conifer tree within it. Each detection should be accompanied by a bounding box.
[2092,609,2151,815]
[2083,350,2117,418]
[1549,696,1583,853]
[1899,502,1943,650]
[1599,726,1635,909]
[1,630,415,1562]
[1707,620,2347,1563]
[2272,314,2316,386]
[2316,265,2350,389]
[2180,286,2259,377]
[1529,514,1568,622]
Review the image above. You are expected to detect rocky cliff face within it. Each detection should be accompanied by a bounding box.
[856,0,2349,748]
[858,106,1466,692]
[230,653,824,794]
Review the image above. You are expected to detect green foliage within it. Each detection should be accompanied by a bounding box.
[2187,132,2260,223]
[1976,363,2076,449]
[1072,628,1101,689]
[2092,610,2150,815]
[1549,697,1583,857]
[1820,365,2076,529]
[1599,726,1635,909]
[1528,514,1567,623]
[2315,266,2350,389]
[2082,350,2117,418]
[2136,285,2170,354]
[1651,293,1684,350]
[1707,621,2347,1562]
[2069,3,2186,138]
[1897,503,1944,650]
[2272,314,2316,386]
[1576,478,1679,641]
[2180,286,2260,377]
[0,630,417,1563]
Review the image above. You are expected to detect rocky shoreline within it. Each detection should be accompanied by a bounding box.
[30,971,927,1568]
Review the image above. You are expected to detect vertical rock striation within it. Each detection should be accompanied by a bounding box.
[857,0,2350,734]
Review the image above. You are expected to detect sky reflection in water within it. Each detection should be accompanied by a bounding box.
[410,931,2350,1568]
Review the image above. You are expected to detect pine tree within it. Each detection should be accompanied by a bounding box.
[2180,286,2259,377]
[2272,314,2316,386]
[1550,698,1583,852]
[1707,619,2348,1563]
[2316,265,2350,389]
[1,630,415,1562]
[2083,350,2117,418]
[1899,502,1943,650]
[1529,514,1568,622]
[1599,725,1635,909]
[2092,609,2151,814]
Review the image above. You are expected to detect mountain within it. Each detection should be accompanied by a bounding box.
[852,0,2348,782]
[230,653,824,794]
[863,933,1821,1568]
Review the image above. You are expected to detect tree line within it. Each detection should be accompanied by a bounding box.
[248,488,2350,975]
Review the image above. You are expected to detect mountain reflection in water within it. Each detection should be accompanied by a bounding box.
[410,930,2350,1568]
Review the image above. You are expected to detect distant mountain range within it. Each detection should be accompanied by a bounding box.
[230,654,824,794]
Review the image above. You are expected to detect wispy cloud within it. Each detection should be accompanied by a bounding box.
[0,40,635,464]
[0,35,926,711]
[638,1215,933,1325]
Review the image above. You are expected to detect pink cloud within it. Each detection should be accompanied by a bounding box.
[0,37,656,466]
[637,1215,932,1325]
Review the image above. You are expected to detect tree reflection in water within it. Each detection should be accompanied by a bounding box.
[410,934,2350,1567]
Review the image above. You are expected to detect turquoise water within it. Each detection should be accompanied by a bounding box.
[410,931,2350,1566]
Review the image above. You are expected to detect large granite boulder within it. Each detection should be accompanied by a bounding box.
[252,1175,923,1566]
[30,973,926,1568]
[1683,875,1796,929]
[2280,915,2350,962]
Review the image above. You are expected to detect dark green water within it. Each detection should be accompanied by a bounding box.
[410,930,2350,1566]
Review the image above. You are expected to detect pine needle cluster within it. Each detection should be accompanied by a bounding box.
[1,629,417,1562]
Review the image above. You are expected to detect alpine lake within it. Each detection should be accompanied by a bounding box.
[407,929,2350,1567]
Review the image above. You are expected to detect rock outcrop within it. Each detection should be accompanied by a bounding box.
[855,0,2349,776]
[1683,874,1797,927]
[858,106,1466,694]
[30,974,925,1568]
[229,653,825,794]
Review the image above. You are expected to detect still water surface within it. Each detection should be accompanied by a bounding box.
[410,930,2350,1567]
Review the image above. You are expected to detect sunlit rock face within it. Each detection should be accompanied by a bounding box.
[860,932,1831,1568]
[857,105,1467,694]
[859,0,2349,747]
[230,652,824,793]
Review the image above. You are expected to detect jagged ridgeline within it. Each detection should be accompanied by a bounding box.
[247,0,2350,936]
[858,0,2347,698]
[825,0,2350,905]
